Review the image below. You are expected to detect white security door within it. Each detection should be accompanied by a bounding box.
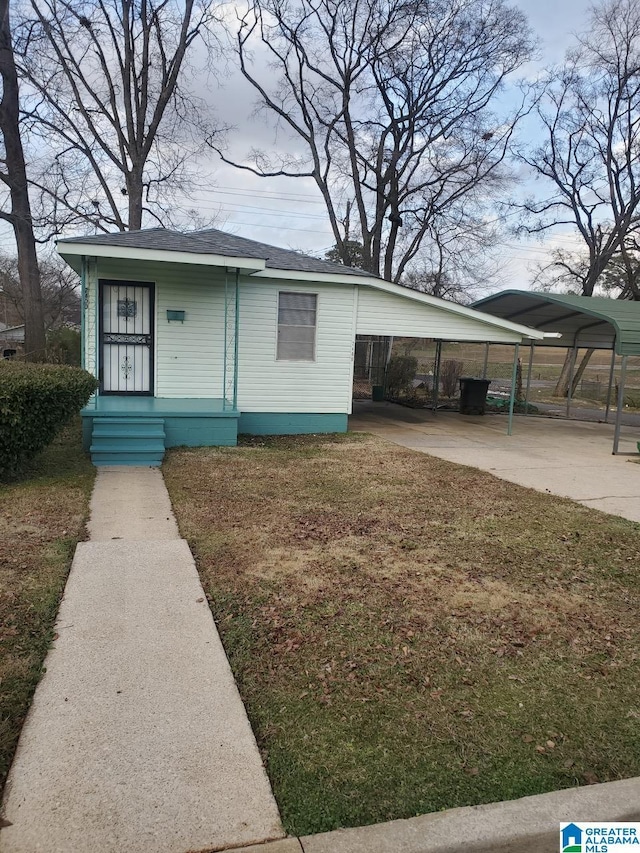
[100,281,154,394]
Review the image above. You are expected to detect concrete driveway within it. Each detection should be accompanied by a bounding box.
[349,401,640,524]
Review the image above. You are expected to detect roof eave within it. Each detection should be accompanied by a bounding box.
[57,241,266,274]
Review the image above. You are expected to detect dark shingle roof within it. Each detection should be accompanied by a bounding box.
[58,227,374,278]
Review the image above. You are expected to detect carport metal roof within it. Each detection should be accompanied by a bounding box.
[472,291,640,356]
[472,290,640,454]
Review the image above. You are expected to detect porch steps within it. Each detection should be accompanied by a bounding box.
[90,417,166,467]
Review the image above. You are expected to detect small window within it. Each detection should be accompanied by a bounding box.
[277,291,317,360]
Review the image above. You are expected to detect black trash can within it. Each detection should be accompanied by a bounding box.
[459,377,490,415]
[372,384,385,402]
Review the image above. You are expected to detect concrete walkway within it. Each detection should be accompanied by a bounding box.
[350,401,640,523]
[1,467,284,853]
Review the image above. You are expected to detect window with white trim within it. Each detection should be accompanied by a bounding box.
[277,291,317,361]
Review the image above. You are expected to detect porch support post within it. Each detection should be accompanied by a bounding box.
[524,343,534,415]
[507,342,520,436]
[482,343,490,379]
[432,341,442,411]
[92,257,99,388]
[613,354,628,455]
[223,269,228,409]
[80,256,86,371]
[233,268,240,410]
[605,345,616,423]
[566,346,577,418]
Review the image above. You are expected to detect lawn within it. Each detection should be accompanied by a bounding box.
[0,420,94,793]
[164,433,640,837]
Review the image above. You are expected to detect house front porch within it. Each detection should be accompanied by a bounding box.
[82,397,240,466]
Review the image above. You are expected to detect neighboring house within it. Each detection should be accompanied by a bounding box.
[57,228,543,466]
[0,322,25,346]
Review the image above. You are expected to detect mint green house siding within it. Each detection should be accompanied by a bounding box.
[236,278,357,416]
[83,257,228,397]
[356,284,525,344]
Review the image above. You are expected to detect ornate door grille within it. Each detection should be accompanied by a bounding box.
[100,281,154,394]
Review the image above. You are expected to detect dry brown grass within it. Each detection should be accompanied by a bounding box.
[0,421,94,791]
[164,433,640,835]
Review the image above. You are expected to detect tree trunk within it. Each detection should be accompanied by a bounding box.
[570,348,595,395]
[0,0,45,359]
[127,170,144,231]
[552,348,595,397]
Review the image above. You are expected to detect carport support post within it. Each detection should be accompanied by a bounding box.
[605,346,616,423]
[613,355,628,455]
[385,336,394,392]
[566,347,577,418]
[482,343,490,379]
[432,341,442,411]
[524,344,534,415]
[507,343,520,436]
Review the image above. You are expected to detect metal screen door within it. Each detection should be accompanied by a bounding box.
[100,281,154,394]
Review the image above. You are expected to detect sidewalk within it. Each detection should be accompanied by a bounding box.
[1,467,284,853]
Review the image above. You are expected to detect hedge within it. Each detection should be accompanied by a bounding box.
[0,362,98,479]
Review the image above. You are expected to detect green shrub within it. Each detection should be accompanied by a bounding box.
[46,327,82,366]
[386,356,418,396]
[0,362,97,479]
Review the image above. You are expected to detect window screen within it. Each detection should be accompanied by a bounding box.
[277,292,317,360]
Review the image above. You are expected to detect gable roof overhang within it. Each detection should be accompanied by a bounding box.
[473,290,640,355]
[58,242,267,275]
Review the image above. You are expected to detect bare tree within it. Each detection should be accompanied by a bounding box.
[0,0,45,357]
[0,252,80,329]
[401,207,504,302]
[517,0,640,396]
[16,0,227,233]
[519,0,640,297]
[610,233,640,298]
[215,0,535,283]
[534,239,640,301]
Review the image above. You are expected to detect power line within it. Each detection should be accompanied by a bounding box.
[190,186,326,205]
[191,199,329,220]
[228,219,332,236]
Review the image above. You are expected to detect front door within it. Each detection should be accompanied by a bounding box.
[100,280,154,395]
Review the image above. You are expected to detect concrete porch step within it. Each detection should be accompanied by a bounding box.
[91,417,165,437]
[90,417,166,467]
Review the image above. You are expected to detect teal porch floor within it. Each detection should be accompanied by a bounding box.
[82,396,237,417]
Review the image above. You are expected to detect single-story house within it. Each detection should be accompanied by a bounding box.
[0,322,25,346]
[57,228,544,466]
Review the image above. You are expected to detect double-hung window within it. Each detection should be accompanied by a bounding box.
[277,291,317,361]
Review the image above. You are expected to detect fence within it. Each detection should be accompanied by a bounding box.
[352,337,640,411]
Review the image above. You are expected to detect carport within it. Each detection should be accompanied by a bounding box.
[353,281,547,436]
[473,291,640,454]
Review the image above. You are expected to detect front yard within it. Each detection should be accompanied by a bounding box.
[163,433,640,837]
[0,421,94,792]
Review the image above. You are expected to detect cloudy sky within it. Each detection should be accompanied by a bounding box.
[186,0,591,294]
